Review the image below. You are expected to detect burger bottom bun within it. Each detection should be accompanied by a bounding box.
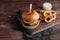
[21,19,40,29]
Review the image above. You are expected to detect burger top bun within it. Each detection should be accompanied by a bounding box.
[22,10,40,23]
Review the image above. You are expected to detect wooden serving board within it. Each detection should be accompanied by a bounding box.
[18,10,60,35]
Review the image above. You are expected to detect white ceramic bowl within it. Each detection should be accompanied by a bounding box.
[43,2,52,10]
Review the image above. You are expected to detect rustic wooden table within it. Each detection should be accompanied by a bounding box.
[0,0,60,40]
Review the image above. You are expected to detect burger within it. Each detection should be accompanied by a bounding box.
[21,10,40,29]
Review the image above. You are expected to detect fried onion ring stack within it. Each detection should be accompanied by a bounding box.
[38,10,56,23]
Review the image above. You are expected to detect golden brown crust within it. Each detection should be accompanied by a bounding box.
[22,10,40,24]
[38,10,45,20]
[39,13,44,20]
[44,16,53,23]
[21,19,40,29]
[52,14,56,20]
[30,20,40,26]
[50,10,56,20]
[50,10,56,15]
[39,10,56,23]
[44,11,51,17]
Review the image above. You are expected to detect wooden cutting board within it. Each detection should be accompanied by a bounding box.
[18,10,60,35]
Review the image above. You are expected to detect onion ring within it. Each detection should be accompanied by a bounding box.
[52,14,56,20]
[44,16,53,23]
[50,10,56,15]
[44,11,51,17]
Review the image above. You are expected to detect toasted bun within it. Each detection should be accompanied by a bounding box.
[22,10,40,24]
